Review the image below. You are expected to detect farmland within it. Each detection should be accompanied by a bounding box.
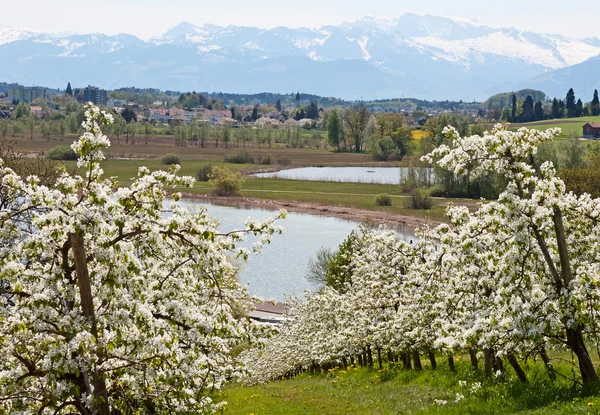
[510,115,600,139]
[9,130,457,223]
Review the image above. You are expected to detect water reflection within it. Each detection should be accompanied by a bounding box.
[252,166,434,185]
[178,199,414,301]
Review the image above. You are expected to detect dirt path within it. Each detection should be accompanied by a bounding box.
[181,193,445,231]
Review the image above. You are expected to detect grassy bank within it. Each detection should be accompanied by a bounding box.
[221,361,600,415]
[68,159,455,221]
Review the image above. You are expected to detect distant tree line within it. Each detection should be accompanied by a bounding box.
[497,88,600,123]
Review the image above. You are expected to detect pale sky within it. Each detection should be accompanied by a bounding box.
[2,0,599,39]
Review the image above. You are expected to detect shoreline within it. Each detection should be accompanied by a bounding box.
[180,192,443,231]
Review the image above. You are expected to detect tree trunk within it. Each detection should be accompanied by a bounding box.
[342,357,348,368]
[567,327,599,384]
[484,348,493,376]
[553,209,599,384]
[377,348,383,370]
[357,354,363,368]
[469,348,478,371]
[387,350,394,365]
[447,355,455,372]
[495,356,504,374]
[428,351,437,370]
[412,350,423,371]
[538,347,556,381]
[70,233,110,415]
[367,347,373,369]
[403,350,412,370]
[507,354,527,382]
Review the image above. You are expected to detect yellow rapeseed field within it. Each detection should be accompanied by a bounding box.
[411,130,429,140]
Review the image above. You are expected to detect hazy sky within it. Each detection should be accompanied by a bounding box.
[3,0,598,39]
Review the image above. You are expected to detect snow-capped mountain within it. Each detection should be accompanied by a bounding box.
[1,14,599,100]
[516,54,600,99]
[0,26,40,46]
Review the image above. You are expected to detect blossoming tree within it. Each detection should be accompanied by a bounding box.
[0,105,283,414]
[242,124,600,387]
[424,124,599,383]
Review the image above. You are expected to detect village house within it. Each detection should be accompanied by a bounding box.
[255,117,282,128]
[583,122,600,139]
[235,105,253,117]
[203,109,230,125]
[145,107,169,123]
[248,302,286,324]
[297,118,314,127]
[145,107,187,124]
[265,110,281,119]
[30,106,45,118]
[107,99,126,108]
[220,117,240,127]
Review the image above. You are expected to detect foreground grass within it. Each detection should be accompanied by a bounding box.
[221,362,600,415]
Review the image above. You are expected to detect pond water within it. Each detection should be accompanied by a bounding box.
[252,166,434,185]
[178,199,414,301]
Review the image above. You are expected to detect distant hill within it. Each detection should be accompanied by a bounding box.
[0,81,20,95]
[483,89,547,109]
[516,55,600,100]
[2,15,600,100]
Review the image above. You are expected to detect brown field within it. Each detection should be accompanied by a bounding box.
[10,133,390,166]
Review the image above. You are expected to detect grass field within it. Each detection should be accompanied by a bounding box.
[221,360,600,415]
[69,159,453,221]
[510,115,600,139]
[13,132,468,222]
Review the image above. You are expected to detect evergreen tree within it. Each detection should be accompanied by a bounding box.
[121,107,136,123]
[583,105,590,117]
[521,95,535,122]
[276,99,282,112]
[230,106,236,119]
[534,101,544,121]
[306,101,319,120]
[251,107,258,121]
[511,94,517,121]
[575,99,583,117]
[65,82,72,97]
[566,88,576,118]
[294,108,306,121]
[551,98,561,119]
[295,92,301,102]
[592,89,600,116]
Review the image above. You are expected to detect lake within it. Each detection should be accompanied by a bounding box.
[179,199,414,301]
[252,166,434,185]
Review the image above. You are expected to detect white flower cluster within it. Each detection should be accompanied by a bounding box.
[0,105,283,414]
[241,125,600,386]
[71,104,114,167]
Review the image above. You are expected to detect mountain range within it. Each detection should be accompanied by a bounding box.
[1,14,600,101]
